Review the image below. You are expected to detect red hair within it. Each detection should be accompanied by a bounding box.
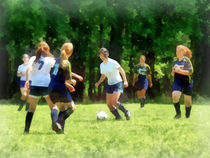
[34,41,54,63]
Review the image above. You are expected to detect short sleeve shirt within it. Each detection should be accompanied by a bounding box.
[100,58,122,85]
[17,64,29,81]
[135,63,151,77]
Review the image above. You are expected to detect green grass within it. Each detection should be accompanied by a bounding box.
[0,103,210,158]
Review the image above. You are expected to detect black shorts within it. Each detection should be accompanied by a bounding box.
[29,86,49,98]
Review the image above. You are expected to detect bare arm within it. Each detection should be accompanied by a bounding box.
[95,74,106,87]
[72,72,83,82]
[174,67,192,76]
[132,73,137,86]
[118,67,128,88]
[147,74,153,88]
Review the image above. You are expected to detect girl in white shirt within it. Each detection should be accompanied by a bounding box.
[95,48,130,120]
[17,54,30,111]
[24,41,56,134]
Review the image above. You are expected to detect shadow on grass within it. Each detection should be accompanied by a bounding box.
[23,131,56,135]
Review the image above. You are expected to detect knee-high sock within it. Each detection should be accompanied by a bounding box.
[24,112,34,132]
[110,108,121,120]
[51,108,58,124]
[173,102,181,115]
[117,102,128,114]
[57,108,74,130]
[140,98,146,108]
[185,106,192,118]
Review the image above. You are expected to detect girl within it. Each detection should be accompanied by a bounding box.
[24,41,56,134]
[17,54,30,111]
[49,43,82,134]
[132,55,152,108]
[171,45,193,119]
[95,48,130,120]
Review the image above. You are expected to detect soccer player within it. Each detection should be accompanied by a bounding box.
[171,45,193,119]
[17,54,30,111]
[95,48,130,120]
[132,55,152,108]
[49,43,81,134]
[23,41,56,134]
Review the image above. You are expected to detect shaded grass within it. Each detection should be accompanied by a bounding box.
[0,103,210,158]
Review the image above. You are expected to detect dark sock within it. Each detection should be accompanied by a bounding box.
[25,102,30,111]
[174,102,181,115]
[140,98,145,108]
[185,106,192,118]
[57,111,65,130]
[117,102,128,114]
[51,109,58,124]
[17,100,25,111]
[110,108,121,120]
[24,112,34,133]
[63,108,74,120]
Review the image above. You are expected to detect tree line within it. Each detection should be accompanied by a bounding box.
[0,0,209,100]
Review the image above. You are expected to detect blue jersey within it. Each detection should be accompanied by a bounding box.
[50,58,72,87]
[173,56,193,85]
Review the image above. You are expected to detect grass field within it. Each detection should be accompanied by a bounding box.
[0,103,210,158]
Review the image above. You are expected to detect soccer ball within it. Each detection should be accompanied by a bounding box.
[96,111,108,120]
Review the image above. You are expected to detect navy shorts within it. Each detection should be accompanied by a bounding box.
[106,82,123,94]
[29,86,49,98]
[19,80,31,88]
[135,78,148,91]
[49,83,73,104]
[172,79,193,96]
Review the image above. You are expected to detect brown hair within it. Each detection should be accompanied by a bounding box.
[177,45,192,59]
[60,43,73,69]
[99,48,109,58]
[22,53,30,59]
[34,41,54,63]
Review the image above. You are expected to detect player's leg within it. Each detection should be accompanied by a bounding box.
[17,87,28,111]
[112,92,130,120]
[184,95,192,118]
[137,89,146,108]
[24,96,39,134]
[56,102,75,133]
[106,93,121,120]
[172,91,182,119]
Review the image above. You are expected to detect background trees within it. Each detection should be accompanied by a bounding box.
[0,0,209,100]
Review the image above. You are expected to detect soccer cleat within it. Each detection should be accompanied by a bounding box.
[174,114,181,119]
[23,130,29,134]
[52,122,63,134]
[125,110,131,120]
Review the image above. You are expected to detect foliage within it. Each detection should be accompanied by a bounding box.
[0,0,209,99]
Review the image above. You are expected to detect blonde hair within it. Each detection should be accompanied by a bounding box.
[177,45,192,59]
[60,43,73,69]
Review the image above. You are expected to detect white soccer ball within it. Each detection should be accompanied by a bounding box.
[97,111,108,120]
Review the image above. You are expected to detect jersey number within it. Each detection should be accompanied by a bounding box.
[38,61,44,70]
[52,64,59,75]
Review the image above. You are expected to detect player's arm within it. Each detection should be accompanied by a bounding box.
[147,74,153,88]
[24,66,32,89]
[72,72,83,82]
[95,74,106,87]
[174,68,192,76]
[132,73,137,87]
[118,67,128,88]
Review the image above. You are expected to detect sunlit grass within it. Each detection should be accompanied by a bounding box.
[0,103,210,158]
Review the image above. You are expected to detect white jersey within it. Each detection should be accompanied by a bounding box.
[17,64,29,81]
[29,56,55,87]
[100,58,122,85]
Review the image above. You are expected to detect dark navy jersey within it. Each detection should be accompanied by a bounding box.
[50,58,72,85]
[173,56,193,85]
